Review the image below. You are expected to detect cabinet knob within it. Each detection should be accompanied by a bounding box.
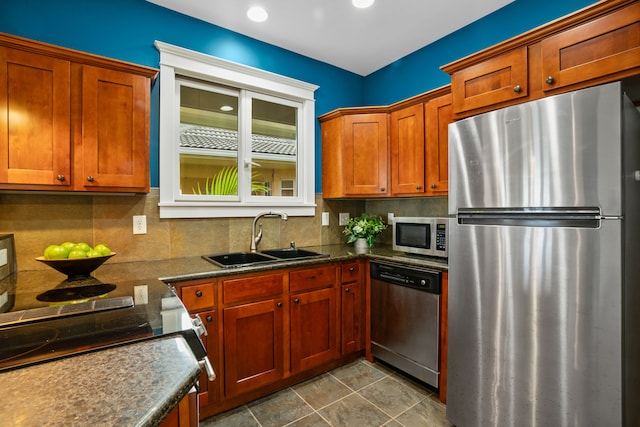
[206,315,213,322]
[546,76,555,85]
[294,298,300,304]
[416,185,422,190]
[380,187,385,192]
[56,174,65,182]
[513,85,522,93]
[196,290,203,297]
[87,176,95,182]
[345,288,350,293]
[349,267,355,272]
[277,302,283,308]
[431,184,436,189]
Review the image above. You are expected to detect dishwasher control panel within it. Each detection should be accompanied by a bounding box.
[370,261,441,294]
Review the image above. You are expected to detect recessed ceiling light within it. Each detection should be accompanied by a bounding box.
[352,0,375,8]
[247,6,268,22]
[220,105,234,112]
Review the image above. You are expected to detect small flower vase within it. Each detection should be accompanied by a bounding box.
[354,238,369,254]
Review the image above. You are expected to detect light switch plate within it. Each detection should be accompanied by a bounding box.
[321,212,330,226]
[339,213,350,226]
[133,215,147,235]
[134,285,148,305]
[0,248,6,267]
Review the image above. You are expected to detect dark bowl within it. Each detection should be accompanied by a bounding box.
[35,253,116,280]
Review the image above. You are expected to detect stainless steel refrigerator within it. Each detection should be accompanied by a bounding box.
[447,81,640,427]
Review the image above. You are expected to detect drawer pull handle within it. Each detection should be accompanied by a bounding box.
[196,290,203,297]
[294,298,300,304]
[56,174,65,182]
[546,76,555,85]
[513,85,522,93]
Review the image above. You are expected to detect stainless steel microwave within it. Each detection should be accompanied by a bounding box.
[392,217,448,258]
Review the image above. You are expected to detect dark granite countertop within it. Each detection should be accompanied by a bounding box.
[3,243,446,426]
[10,244,447,288]
[1,335,200,427]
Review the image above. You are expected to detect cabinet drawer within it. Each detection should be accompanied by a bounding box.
[180,282,215,312]
[290,265,337,293]
[341,262,361,284]
[541,2,640,92]
[222,273,285,305]
[451,47,528,114]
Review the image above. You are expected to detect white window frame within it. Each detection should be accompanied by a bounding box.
[155,41,319,219]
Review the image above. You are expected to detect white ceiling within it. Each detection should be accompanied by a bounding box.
[147,0,514,76]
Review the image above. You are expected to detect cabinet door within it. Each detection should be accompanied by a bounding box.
[290,287,339,373]
[0,47,71,187]
[390,104,425,195]
[79,65,150,191]
[343,113,389,196]
[450,47,528,114]
[194,309,219,407]
[223,298,285,397]
[341,281,364,354]
[424,94,452,195]
[541,2,640,92]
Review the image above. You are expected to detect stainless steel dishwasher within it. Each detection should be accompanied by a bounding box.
[370,260,441,388]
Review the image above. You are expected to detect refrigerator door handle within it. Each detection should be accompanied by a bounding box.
[457,208,603,228]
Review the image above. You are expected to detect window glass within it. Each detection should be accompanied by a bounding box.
[179,84,239,196]
[250,97,297,198]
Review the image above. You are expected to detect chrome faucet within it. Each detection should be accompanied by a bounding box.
[250,211,288,252]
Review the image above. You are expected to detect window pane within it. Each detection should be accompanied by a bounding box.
[179,85,239,195]
[251,98,297,197]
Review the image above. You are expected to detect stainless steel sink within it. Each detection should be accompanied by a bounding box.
[203,248,328,268]
[203,251,279,268]
[260,248,328,260]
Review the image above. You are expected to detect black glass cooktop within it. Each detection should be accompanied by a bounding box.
[0,273,196,372]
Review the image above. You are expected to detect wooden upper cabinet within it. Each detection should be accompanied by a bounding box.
[444,0,640,117]
[0,47,71,187]
[0,32,157,192]
[540,1,640,92]
[77,65,150,191]
[449,47,528,115]
[320,110,389,198]
[390,103,425,195]
[424,93,452,195]
[343,113,389,196]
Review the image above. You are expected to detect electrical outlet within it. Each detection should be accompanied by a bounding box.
[321,212,330,226]
[339,212,350,226]
[133,215,147,235]
[134,285,148,305]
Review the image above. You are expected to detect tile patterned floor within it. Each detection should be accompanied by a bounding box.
[200,358,451,427]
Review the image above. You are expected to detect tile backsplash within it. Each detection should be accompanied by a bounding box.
[0,189,446,271]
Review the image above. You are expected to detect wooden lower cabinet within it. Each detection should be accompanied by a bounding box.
[177,261,367,420]
[159,388,198,427]
[340,261,365,354]
[290,286,339,373]
[223,297,286,397]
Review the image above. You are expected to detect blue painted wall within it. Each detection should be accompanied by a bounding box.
[0,0,596,191]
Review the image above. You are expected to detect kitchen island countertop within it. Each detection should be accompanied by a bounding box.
[0,334,200,427]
